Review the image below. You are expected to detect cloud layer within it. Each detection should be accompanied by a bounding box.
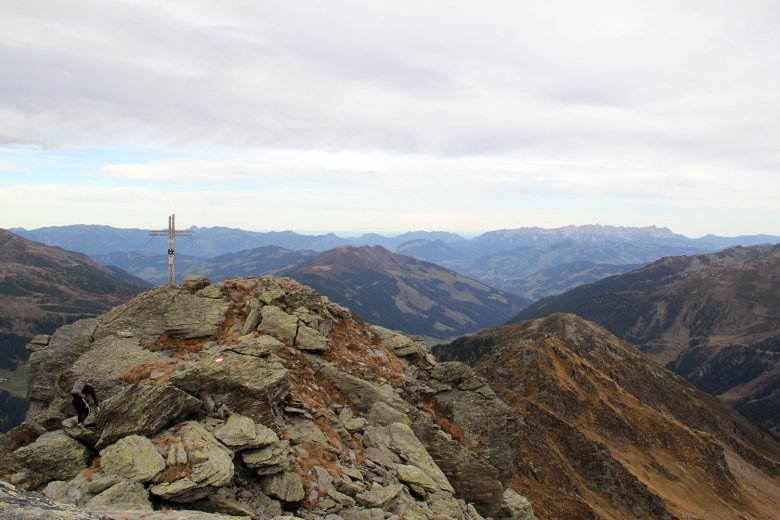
[1,1,779,235]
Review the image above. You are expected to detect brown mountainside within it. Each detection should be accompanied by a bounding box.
[515,244,780,435]
[435,314,780,520]
[283,245,530,341]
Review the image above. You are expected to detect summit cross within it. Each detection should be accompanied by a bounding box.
[149,214,194,286]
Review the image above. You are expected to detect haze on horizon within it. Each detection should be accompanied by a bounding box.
[2,1,779,237]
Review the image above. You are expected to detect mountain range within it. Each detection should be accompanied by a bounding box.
[515,243,780,436]
[2,276,778,519]
[15,223,780,303]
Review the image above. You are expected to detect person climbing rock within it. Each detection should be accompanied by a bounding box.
[71,378,100,427]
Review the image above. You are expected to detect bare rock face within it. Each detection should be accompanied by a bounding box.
[96,383,203,449]
[168,350,289,420]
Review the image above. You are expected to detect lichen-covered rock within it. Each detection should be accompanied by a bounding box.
[214,413,279,450]
[96,383,202,448]
[226,334,284,358]
[241,440,290,475]
[257,305,299,346]
[182,275,211,292]
[386,422,454,493]
[294,323,330,352]
[149,477,199,500]
[86,480,152,511]
[163,291,230,339]
[100,435,166,482]
[197,283,224,299]
[501,488,537,520]
[242,298,263,335]
[355,483,405,508]
[396,464,438,496]
[169,351,289,420]
[13,431,90,484]
[214,413,255,446]
[155,421,235,495]
[318,362,409,414]
[370,326,431,358]
[261,471,305,503]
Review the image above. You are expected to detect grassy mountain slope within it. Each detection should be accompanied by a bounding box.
[434,314,780,520]
[283,246,530,340]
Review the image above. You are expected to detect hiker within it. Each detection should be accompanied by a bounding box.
[71,378,100,426]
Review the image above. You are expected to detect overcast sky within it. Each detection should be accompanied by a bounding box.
[1,0,779,236]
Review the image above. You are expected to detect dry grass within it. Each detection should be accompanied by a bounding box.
[419,399,473,447]
[120,362,177,384]
[324,320,406,388]
[145,334,206,354]
[275,347,350,412]
[156,460,194,483]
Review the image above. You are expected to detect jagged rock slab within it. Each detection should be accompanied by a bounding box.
[13,431,90,485]
[100,435,166,482]
[96,383,202,448]
[154,421,235,499]
[257,305,299,346]
[370,326,431,358]
[86,480,152,512]
[411,417,507,518]
[26,319,99,411]
[261,471,305,503]
[226,335,284,357]
[170,351,289,419]
[214,413,278,450]
[318,362,409,414]
[241,440,290,475]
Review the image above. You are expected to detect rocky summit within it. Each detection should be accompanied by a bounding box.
[1,275,535,520]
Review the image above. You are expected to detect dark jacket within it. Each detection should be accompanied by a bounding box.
[71,381,99,406]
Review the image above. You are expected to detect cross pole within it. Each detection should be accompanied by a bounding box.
[149,214,194,286]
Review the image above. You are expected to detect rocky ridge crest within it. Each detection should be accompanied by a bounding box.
[1,275,534,520]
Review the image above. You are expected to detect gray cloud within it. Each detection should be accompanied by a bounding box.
[2,0,780,236]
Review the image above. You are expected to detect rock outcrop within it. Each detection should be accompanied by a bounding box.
[2,276,527,519]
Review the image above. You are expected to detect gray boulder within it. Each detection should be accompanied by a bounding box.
[13,431,90,485]
[86,480,152,511]
[100,435,165,482]
[242,440,290,475]
[369,326,431,358]
[261,471,305,503]
[257,305,299,346]
[214,413,278,450]
[152,421,235,501]
[96,383,202,448]
[170,351,289,420]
